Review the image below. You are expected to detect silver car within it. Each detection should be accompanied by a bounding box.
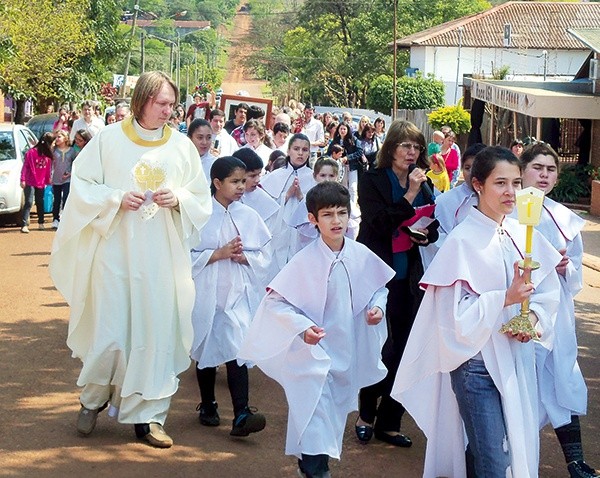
[0,124,39,223]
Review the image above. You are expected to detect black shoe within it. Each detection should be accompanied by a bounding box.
[196,401,220,426]
[568,461,599,478]
[374,429,412,447]
[230,406,266,437]
[355,418,374,443]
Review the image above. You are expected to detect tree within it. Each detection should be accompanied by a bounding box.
[0,0,94,121]
[246,0,490,107]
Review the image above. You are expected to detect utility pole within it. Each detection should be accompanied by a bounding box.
[121,0,140,97]
[140,32,145,74]
[392,0,398,121]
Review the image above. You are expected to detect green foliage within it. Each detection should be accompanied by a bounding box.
[548,164,592,203]
[0,0,94,100]
[367,75,394,114]
[397,74,445,110]
[428,104,471,133]
[246,0,490,107]
[492,64,510,80]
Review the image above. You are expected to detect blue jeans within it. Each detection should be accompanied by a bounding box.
[22,185,45,226]
[52,183,70,221]
[450,359,511,478]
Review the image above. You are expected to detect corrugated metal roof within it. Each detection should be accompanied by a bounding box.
[395,2,600,50]
[568,28,600,53]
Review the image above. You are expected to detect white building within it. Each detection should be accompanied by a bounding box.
[395,1,600,105]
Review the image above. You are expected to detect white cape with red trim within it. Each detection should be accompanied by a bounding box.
[191,198,271,368]
[392,207,561,478]
[529,198,587,427]
[238,237,394,458]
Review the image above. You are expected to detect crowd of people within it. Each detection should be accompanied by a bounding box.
[42,71,596,478]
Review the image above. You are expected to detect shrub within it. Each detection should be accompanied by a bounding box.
[548,164,591,203]
[396,74,445,110]
[428,104,471,134]
[367,73,445,113]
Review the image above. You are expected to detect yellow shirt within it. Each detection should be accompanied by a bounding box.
[427,169,450,193]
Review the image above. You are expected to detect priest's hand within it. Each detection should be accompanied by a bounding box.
[504,261,535,307]
[303,326,326,345]
[153,188,179,208]
[121,191,145,211]
[366,306,383,325]
[555,248,569,276]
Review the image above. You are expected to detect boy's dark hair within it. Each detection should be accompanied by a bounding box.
[306,181,351,218]
[463,143,487,163]
[273,122,290,135]
[247,105,265,121]
[330,144,344,155]
[235,102,250,112]
[233,148,264,171]
[210,109,226,120]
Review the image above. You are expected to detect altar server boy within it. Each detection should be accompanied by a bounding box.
[238,181,395,478]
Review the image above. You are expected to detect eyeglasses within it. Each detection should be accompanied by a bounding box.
[397,142,425,152]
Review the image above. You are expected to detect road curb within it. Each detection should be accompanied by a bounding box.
[583,253,600,273]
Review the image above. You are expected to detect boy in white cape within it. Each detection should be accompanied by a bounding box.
[238,181,394,478]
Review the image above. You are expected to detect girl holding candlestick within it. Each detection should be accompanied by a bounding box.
[392,146,563,477]
[520,143,598,478]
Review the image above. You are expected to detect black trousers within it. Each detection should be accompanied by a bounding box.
[196,360,249,417]
[358,278,417,432]
[298,454,329,477]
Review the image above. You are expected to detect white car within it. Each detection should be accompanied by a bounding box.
[0,124,39,223]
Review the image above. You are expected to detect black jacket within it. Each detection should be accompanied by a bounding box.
[357,167,438,269]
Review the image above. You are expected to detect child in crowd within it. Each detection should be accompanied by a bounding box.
[511,139,524,158]
[266,149,287,173]
[72,129,92,154]
[328,144,346,186]
[392,146,561,477]
[260,133,316,271]
[425,143,449,194]
[239,181,394,478]
[520,143,598,478]
[233,148,280,233]
[242,119,273,170]
[20,132,53,233]
[419,143,486,269]
[272,122,290,153]
[190,156,271,438]
[51,130,77,229]
[188,118,217,182]
[287,158,345,251]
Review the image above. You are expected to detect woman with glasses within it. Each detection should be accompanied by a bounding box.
[354,120,438,448]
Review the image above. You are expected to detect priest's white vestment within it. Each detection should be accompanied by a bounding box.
[50,118,212,422]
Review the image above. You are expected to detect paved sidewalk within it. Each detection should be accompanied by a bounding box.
[580,211,600,272]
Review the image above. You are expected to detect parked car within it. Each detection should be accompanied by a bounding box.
[0,123,39,224]
[26,113,58,140]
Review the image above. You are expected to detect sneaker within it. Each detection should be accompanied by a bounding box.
[568,461,599,478]
[20,226,29,234]
[76,401,108,436]
[230,406,266,437]
[51,220,59,229]
[196,401,220,426]
[38,223,45,230]
[134,422,173,448]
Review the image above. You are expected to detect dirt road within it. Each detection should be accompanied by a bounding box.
[219,10,268,99]
[0,221,598,476]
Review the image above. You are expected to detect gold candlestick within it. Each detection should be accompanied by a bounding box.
[499,187,544,338]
